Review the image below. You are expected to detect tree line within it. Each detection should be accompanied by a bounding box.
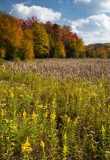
[85,43,110,59]
[0,11,85,60]
[0,11,110,60]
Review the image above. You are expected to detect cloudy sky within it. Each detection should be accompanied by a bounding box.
[1,0,110,45]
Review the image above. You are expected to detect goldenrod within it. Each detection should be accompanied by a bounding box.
[23,110,26,118]
[1,109,5,117]
[63,133,67,140]
[44,112,48,118]
[67,117,70,123]
[21,137,32,153]
[63,145,67,153]
[40,141,45,149]
[9,91,14,98]
[38,104,43,109]
[31,111,37,121]
[101,125,105,134]
[50,113,56,121]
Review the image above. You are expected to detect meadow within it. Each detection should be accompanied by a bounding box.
[0,59,110,160]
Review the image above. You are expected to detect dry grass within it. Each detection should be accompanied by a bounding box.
[3,58,110,80]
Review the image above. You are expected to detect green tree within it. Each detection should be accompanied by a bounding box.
[33,23,49,58]
[66,39,78,58]
[56,41,66,58]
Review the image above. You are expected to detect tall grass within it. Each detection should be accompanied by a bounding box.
[0,59,110,160]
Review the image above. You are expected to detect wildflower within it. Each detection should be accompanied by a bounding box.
[4,119,9,123]
[101,125,105,134]
[3,90,7,94]
[99,83,102,88]
[38,104,43,109]
[44,105,48,109]
[93,93,97,98]
[79,97,82,101]
[67,117,70,123]
[40,141,45,149]
[10,125,17,131]
[9,90,14,98]
[52,98,56,105]
[63,133,67,140]
[44,112,48,118]
[23,110,26,118]
[50,113,56,121]
[21,137,32,153]
[1,109,5,117]
[13,110,16,119]
[75,116,80,123]
[63,145,67,153]
[31,111,37,121]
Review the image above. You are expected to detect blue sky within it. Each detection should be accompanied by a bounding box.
[1,0,110,45]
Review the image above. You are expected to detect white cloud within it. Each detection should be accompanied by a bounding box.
[74,0,91,3]
[74,0,110,14]
[58,0,63,3]
[71,14,110,44]
[10,3,61,23]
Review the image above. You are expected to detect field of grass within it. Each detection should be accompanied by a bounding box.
[0,59,110,160]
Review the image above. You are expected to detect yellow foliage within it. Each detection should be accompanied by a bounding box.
[0,48,5,58]
[22,29,35,59]
[56,41,66,58]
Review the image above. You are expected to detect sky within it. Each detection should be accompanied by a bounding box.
[1,0,110,45]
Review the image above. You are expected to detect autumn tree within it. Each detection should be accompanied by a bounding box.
[22,16,39,29]
[33,23,49,58]
[51,41,66,58]
[22,29,35,59]
[66,38,78,58]
[96,48,107,59]
[76,38,85,58]
[0,11,24,60]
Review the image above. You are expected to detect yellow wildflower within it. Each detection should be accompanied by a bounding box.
[38,104,43,109]
[52,98,56,105]
[44,112,48,118]
[63,133,67,140]
[9,90,14,98]
[31,111,37,121]
[4,119,9,123]
[13,110,16,119]
[99,83,102,88]
[44,105,48,109]
[3,90,7,94]
[40,141,45,149]
[67,117,70,123]
[101,125,105,134]
[63,145,67,153]
[75,116,80,123]
[23,110,26,118]
[21,137,32,153]
[10,125,17,131]
[1,109,5,117]
[50,113,56,121]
